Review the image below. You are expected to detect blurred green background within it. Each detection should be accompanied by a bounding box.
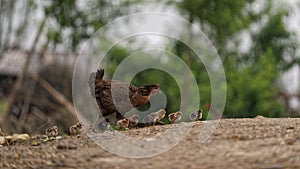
[0,0,299,133]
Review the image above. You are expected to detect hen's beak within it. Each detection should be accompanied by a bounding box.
[158,89,162,94]
[151,88,160,95]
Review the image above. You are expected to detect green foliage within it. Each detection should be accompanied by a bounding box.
[132,69,182,113]
[250,10,298,70]
[177,0,256,48]
[169,40,211,115]
[226,49,284,118]
[175,0,297,117]
[44,0,90,50]
[0,99,8,114]
[44,0,134,51]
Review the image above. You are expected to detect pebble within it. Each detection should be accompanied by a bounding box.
[285,138,294,145]
[57,144,77,150]
[0,136,5,145]
[255,115,265,119]
[286,126,295,130]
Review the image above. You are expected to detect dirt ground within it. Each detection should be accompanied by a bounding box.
[1,118,300,169]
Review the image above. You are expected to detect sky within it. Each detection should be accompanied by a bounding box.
[280,0,300,95]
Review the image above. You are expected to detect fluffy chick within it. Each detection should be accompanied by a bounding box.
[128,114,140,128]
[70,123,83,136]
[168,111,183,124]
[143,109,166,126]
[190,109,203,121]
[46,126,58,138]
[155,109,166,122]
[143,113,157,126]
[116,119,129,130]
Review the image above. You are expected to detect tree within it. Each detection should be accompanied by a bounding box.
[172,0,299,117]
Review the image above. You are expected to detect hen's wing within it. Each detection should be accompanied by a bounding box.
[96,80,139,114]
[89,69,147,117]
[111,81,139,113]
[94,80,115,116]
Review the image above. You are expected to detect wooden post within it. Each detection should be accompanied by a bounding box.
[4,19,45,118]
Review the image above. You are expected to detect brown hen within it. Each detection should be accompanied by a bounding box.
[88,69,160,126]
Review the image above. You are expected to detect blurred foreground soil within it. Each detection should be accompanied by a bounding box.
[1,118,300,169]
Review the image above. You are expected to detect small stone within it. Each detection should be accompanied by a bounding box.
[31,140,41,146]
[286,126,295,130]
[46,161,52,166]
[10,164,17,168]
[0,136,5,145]
[57,144,68,149]
[12,133,30,142]
[13,153,20,159]
[285,138,294,145]
[57,144,77,150]
[68,145,77,150]
[255,115,265,119]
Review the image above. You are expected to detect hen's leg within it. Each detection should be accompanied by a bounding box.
[92,113,111,133]
[116,112,125,121]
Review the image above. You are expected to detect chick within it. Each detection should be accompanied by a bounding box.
[46,126,58,138]
[143,109,166,126]
[116,119,129,130]
[155,109,166,122]
[190,109,203,121]
[0,128,3,136]
[127,114,140,128]
[168,111,183,124]
[70,123,83,136]
[143,113,157,126]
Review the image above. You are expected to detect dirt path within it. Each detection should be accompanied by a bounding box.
[1,118,300,169]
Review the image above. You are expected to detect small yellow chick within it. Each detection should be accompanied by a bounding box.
[190,109,203,121]
[155,109,166,122]
[143,114,156,126]
[143,109,166,126]
[116,119,129,130]
[127,114,140,128]
[70,123,83,136]
[46,126,58,138]
[168,111,183,124]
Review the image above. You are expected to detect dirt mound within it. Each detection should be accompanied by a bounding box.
[1,118,300,169]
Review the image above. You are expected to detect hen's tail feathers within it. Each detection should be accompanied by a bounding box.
[88,68,104,98]
[96,69,104,80]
